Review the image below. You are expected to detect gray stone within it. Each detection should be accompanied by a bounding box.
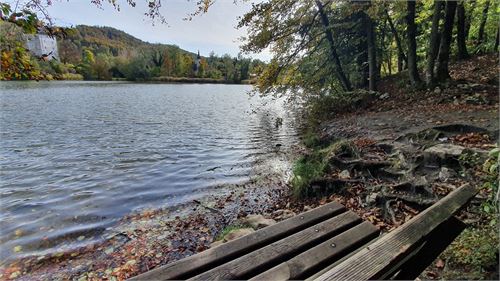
[379,93,390,100]
[413,176,428,187]
[303,205,313,212]
[242,214,276,229]
[424,144,465,160]
[338,170,351,179]
[434,87,442,94]
[273,209,296,220]
[366,192,379,205]
[439,167,457,182]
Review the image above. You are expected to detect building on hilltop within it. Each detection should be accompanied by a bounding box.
[24,34,59,61]
[193,50,201,75]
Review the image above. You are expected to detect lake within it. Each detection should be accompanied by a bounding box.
[0,81,297,263]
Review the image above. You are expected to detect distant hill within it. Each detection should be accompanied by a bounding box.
[58,25,192,63]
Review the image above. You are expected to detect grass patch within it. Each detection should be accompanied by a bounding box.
[291,140,358,198]
[215,224,246,241]
[302,130,321,148]
[291,155,328,197]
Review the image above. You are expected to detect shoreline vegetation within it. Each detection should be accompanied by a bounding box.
[0,23,266,83]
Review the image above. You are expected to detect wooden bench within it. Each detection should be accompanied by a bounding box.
[130,184,476,280]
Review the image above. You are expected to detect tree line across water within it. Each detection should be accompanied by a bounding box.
[0,17,265,82]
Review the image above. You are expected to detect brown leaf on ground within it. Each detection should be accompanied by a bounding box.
[436,258,445,269]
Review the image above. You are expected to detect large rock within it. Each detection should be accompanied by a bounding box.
[424,144,465,160]
[242,214,276,229]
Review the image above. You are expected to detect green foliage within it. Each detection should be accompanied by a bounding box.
[0,22,265,81]
[443,223,499,279]
[291,154,328,198]
[302,130,321,149]
[0,48,40,80]
[291,139,358,198]
[215,224,246,241]
[458,150,482,168]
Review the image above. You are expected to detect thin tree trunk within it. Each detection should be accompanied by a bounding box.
[495,27,499,52]
[436,0,457,82]
[356,11,369,88]
[366,14,377,91]
[378,19,387,77]
[385,9,407,71]
[477,0,490,46]
[456,1,469,59]
[398,53,404,72]
[406,0,422,86]
[426,0,444,86]
[315,0,352,91]
[388,48,392,75]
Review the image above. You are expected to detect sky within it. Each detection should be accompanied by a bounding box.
[34,0,271,60]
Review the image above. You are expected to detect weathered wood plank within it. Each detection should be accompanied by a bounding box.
[390,217,466,280]
[314,184,476,281]
[189,211,362,281]
[130,201,345,280]
[250,221,379,281]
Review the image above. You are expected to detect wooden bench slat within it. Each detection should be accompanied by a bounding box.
[391,217,466,280]
[250,221,379,281]
[130,201,345,280]
[313,184,477,281]
[188,211,362,280]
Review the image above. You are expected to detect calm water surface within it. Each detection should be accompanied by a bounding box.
[0,81,297,262]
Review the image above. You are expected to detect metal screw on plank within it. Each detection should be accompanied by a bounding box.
[315,229,319,232]
[331,243,336,248]
[300,216,304,219]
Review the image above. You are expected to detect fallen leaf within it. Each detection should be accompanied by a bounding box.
[436,259,445,269]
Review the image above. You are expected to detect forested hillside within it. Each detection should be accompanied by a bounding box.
[0,22,265,82]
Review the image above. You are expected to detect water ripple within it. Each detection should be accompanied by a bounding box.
[0,81,297,263]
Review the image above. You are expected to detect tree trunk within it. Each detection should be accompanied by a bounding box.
[378,19,387,77]
[315,0,352,91]
[426,0,444,86]
[495,27,499,52]
[477,0,490,47]
[366,14,377,91]
[436,0,457,82]
[456,1,469,59]
[406,0,422,86]
[385,9,407,72]
[397,53,404,72]
[388,48,392,75]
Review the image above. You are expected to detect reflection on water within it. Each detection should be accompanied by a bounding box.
[0,81,297,263]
